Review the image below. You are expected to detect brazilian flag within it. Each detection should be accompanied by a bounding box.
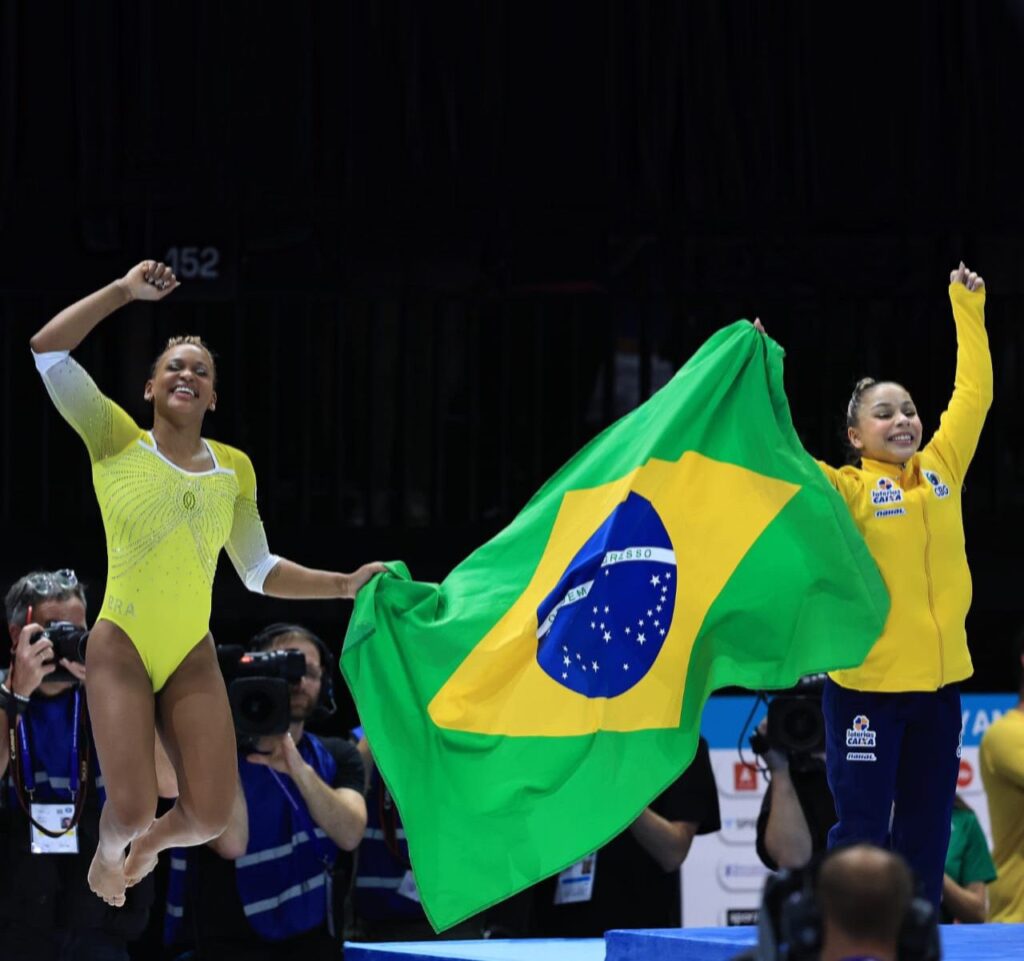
[341,321,888,930]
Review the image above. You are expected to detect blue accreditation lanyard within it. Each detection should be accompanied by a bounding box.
[16,688,83,800]
[267,760,338,937]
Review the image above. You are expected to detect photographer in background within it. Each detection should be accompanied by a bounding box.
[0,570,157,961]
[165,624,366,961]
[753,681,996,924]
[751,677,836,871]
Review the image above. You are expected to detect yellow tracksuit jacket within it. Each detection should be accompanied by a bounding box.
[818,284,992,692]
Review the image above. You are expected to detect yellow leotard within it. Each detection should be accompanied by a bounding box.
[35,350,280,691]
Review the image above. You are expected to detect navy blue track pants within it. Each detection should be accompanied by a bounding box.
[823,679,962,910]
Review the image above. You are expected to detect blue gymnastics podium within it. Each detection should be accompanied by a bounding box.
[345,939,603,961]
[346,924,1024,961]
[605,925,1024,960]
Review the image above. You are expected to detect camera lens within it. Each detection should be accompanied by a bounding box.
[767,694,826,755]
[782,708,820,750]
[227,677,292,737]
[238,691,275,725]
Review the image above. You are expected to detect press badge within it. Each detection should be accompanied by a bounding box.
[397,869,422,902]
[30,804,79,854]
[554,853,597,904]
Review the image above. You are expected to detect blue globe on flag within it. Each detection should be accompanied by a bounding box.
[535,491,677,697]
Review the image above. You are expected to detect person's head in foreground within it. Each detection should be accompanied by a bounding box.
[817,844,914,961]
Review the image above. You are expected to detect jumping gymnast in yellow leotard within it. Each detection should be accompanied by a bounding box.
[31,260,384,906]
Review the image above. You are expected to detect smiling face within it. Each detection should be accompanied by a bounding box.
[144,343,217,422]
[847,382,923,465]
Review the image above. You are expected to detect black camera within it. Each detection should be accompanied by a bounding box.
[217,645,306,744]
[29,621,89,685]
[750,674,826,770]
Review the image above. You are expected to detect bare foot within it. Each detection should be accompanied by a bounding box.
[124,833,160,888]
[88,847,128,907]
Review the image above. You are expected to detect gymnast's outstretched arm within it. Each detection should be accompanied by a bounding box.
[262,558,385,600]
[30,261,179,353]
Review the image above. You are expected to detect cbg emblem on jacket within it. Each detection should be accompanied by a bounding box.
[923,471,950,498]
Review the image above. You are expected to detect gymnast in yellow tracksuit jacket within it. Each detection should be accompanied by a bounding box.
[30,259,383,910]
[813,262,992,912]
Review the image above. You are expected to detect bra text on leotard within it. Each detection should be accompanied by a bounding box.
[106,596,136,617]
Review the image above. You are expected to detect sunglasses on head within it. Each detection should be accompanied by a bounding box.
[22,568,79,597]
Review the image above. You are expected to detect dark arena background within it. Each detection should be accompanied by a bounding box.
[2,1,1024,731]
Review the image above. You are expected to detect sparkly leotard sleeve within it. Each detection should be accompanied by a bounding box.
[35,350,280,691]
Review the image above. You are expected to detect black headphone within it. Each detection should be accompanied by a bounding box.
[249,622,337,720]
[756,852,940,961]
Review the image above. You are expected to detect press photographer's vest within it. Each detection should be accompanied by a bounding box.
[0,689,150,937]
[166,732,340,943]
[3,689,101,807]
[354,767,425,922]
